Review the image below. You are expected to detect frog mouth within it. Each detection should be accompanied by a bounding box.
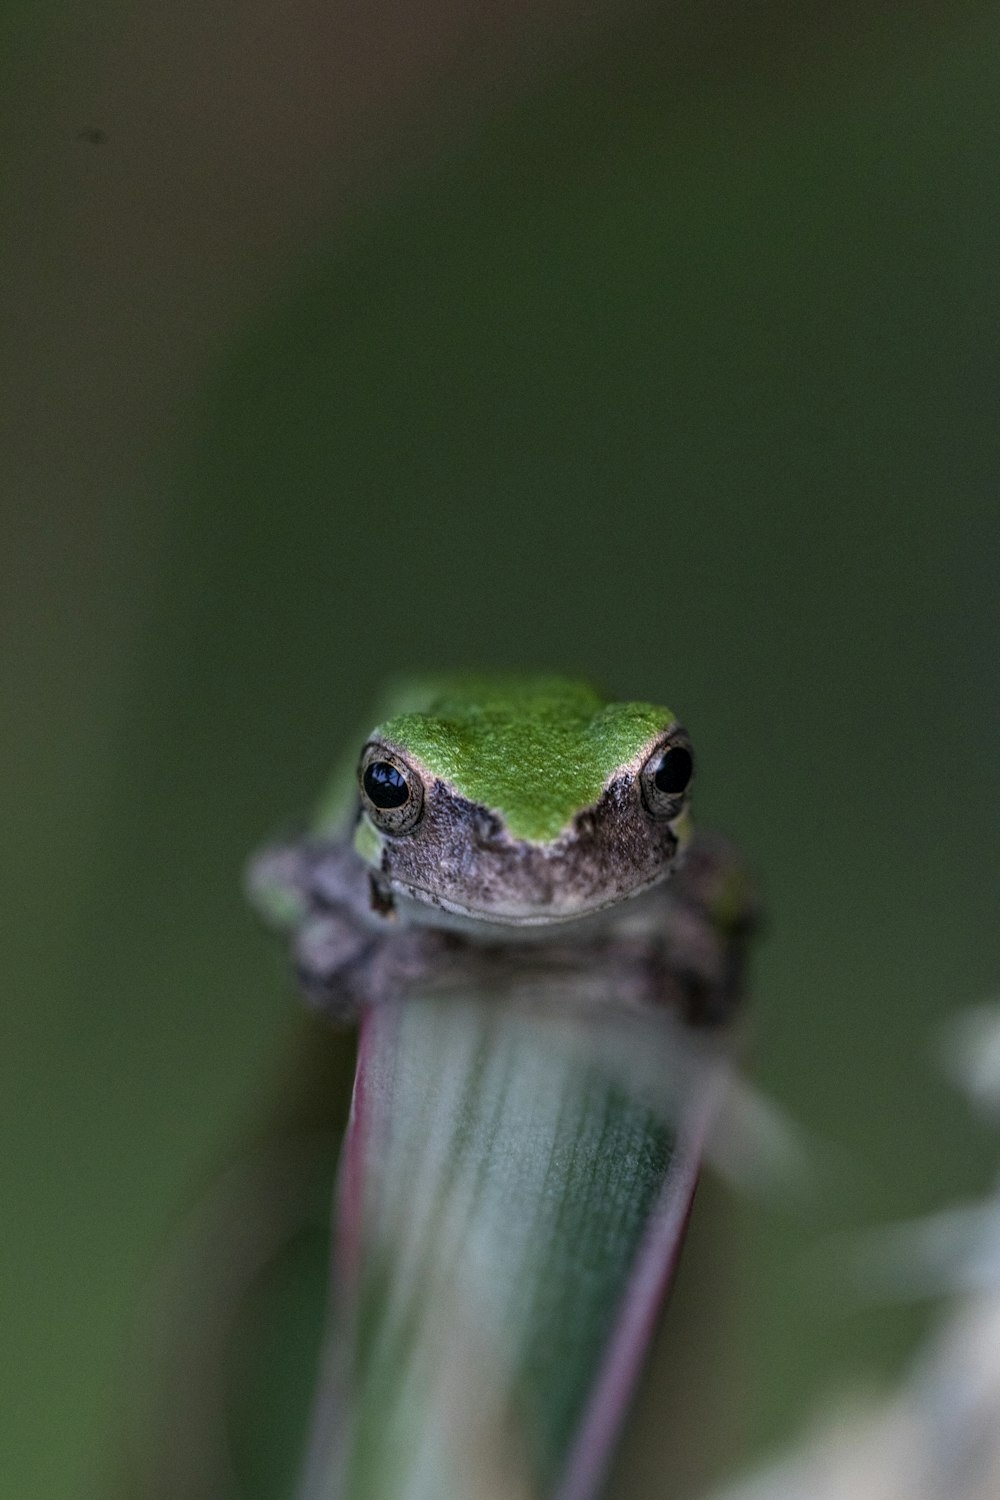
[387,869,668,929]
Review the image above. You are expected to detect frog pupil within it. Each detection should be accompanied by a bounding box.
[364,761,409,808]
[654,747,692,796]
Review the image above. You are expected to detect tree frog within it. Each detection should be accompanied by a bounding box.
[247,675,756,1024]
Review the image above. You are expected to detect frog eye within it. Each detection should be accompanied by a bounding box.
[358,745,425,834]
[640,736,694,817]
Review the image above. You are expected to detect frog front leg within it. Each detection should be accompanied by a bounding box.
[567,834,757,1025]
[656,831,760,1026]
[246,835,447,1020]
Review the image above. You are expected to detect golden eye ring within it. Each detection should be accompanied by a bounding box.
[640,734,693,818]
[358,744,425,834]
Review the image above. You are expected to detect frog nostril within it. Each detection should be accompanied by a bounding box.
[473,809,507,849]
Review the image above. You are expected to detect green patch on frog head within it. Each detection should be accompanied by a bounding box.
[374,675,676,844]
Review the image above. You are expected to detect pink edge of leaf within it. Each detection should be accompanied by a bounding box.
[554,1066,729,1500]
[335,1004,377,1289]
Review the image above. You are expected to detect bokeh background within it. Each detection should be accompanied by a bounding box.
[3,2,1000,1497]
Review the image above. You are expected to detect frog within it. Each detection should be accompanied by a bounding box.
[246,675,757,1025]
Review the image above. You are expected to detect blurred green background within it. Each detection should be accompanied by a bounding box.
[3,2,999,1497]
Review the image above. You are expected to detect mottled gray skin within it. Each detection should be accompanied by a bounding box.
[247,820,757,1028]
[363,764,683,924]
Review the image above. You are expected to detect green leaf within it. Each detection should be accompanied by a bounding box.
[299,991,734,1500]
